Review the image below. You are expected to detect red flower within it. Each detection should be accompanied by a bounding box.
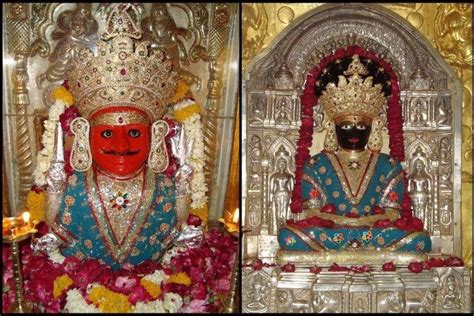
[321,204,337,214]
[407,261,424,273]
[373,219,392,228]
[63,255,81,275]
[281,263,296,272]
[35,221,49,237]
[187,214,202,227]
[388,191,399,202]
[382,262,396,271]
[134,260,162,275]
[328,263,350,272]
[190,282,208,300]
[31,184,44,193]
[128,284,153,305]
[372,206,385,215]
[252,259,263,271]
[310,266,322,274]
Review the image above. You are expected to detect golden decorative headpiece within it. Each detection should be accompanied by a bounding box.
[319,55,386,123]
[67,4,178,121]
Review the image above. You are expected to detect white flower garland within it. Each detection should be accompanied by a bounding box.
[174,99,208,209]
[33,100,66,186]
[64,288,101,313]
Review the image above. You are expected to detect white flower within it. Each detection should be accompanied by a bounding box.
[65,289,100,313]
[161,245,187,266]
[174,98,196,111]
[33,100,67,186]
[163,292,183,313]
[48,249,66,264]
[142,269,168,286]
[133,300,166,313]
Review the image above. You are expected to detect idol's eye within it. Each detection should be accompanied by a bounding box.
[101,130,113,138]
[341,124,353,130]
[128,129,141,138]
[356,124,368,130]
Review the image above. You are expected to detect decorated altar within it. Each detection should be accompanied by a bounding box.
[2,3,239,313]
[243,3,472,313]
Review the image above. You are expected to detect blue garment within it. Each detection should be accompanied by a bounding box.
[52,168,177,270]
[278,151,431,253]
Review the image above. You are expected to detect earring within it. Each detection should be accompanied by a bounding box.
[323,119,339,152]
[368,117,383,152]
[70,117,92,171]
[148,120,170,173]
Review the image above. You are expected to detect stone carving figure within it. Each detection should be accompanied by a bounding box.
[246,273,269,311]
[275,98,291,124]
[440,137,451,164]
[249,135,262,190]
[442,275,462,309]
[250,95,265,123]
[412,102,426,126]
[270,157,294,233]
[408,159,432,229]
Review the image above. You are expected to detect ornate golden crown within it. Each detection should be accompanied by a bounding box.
[319,55,386,122]
[67,5,178,121]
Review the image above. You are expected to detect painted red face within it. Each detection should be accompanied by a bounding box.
[90,109,151,176]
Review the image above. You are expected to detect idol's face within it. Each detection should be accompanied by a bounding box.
[90,109,151,176]
[335,119,371,150]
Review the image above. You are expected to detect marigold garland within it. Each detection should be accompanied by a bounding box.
[88,284,131,313]
[51,86,74,107]
[26,190,46,222]
[166,272,191,287]
[140,279,162,299]
[173,103,201,122]
[53,274,73,299]
[172,80,191,104]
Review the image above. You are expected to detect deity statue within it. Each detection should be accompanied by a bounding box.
[442,275,462,309]
[408,159,432,229]
[41,9,191,271]
[277,54,431,259]
[270,156,294,233]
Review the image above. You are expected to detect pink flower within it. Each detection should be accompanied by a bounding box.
[71,270,93,290]
[128,284,153,305]
[180,299,210,313]
[190,282,208,300]
[187,214,202,227]
[59,106,80,136]
[63,255,81,275]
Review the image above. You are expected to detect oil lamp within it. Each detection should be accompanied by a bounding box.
[218,208,240,313]
[3,211,38,313]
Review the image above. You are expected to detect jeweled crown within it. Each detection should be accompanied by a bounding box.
[67,5,178,121]
[319,55,386,122]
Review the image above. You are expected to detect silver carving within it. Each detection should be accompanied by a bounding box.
[408,158,432,231]
[242,268,274,313]
[269,150,294,233]
[170,123,194,197]
[31,233,63,254]
[175,224,204,248]
[249,135,263,190]
[36,3,99,89]
[440,275,462,310]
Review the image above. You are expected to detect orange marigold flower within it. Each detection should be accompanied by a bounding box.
[26,190,46,222]
[140,279,162,299]
[173,103,201,122]
[172,80,191,103]
[51,86,74,106]
[166,272,191,287]
[53,274,73,298]
[190,204,208,223]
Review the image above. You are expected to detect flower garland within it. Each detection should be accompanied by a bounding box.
[290,46,412,220]
[2,226,236,313]
[32,87,73,186]
[172,82,209,221]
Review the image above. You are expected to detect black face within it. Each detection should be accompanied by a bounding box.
[335,121,371,150]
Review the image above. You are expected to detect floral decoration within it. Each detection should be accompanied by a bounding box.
[281,263,296,272]
[2,226,237,313]
[173,97,209,220]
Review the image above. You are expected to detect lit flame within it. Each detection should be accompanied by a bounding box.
[22,212,30,224]
[232,208,239,224]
